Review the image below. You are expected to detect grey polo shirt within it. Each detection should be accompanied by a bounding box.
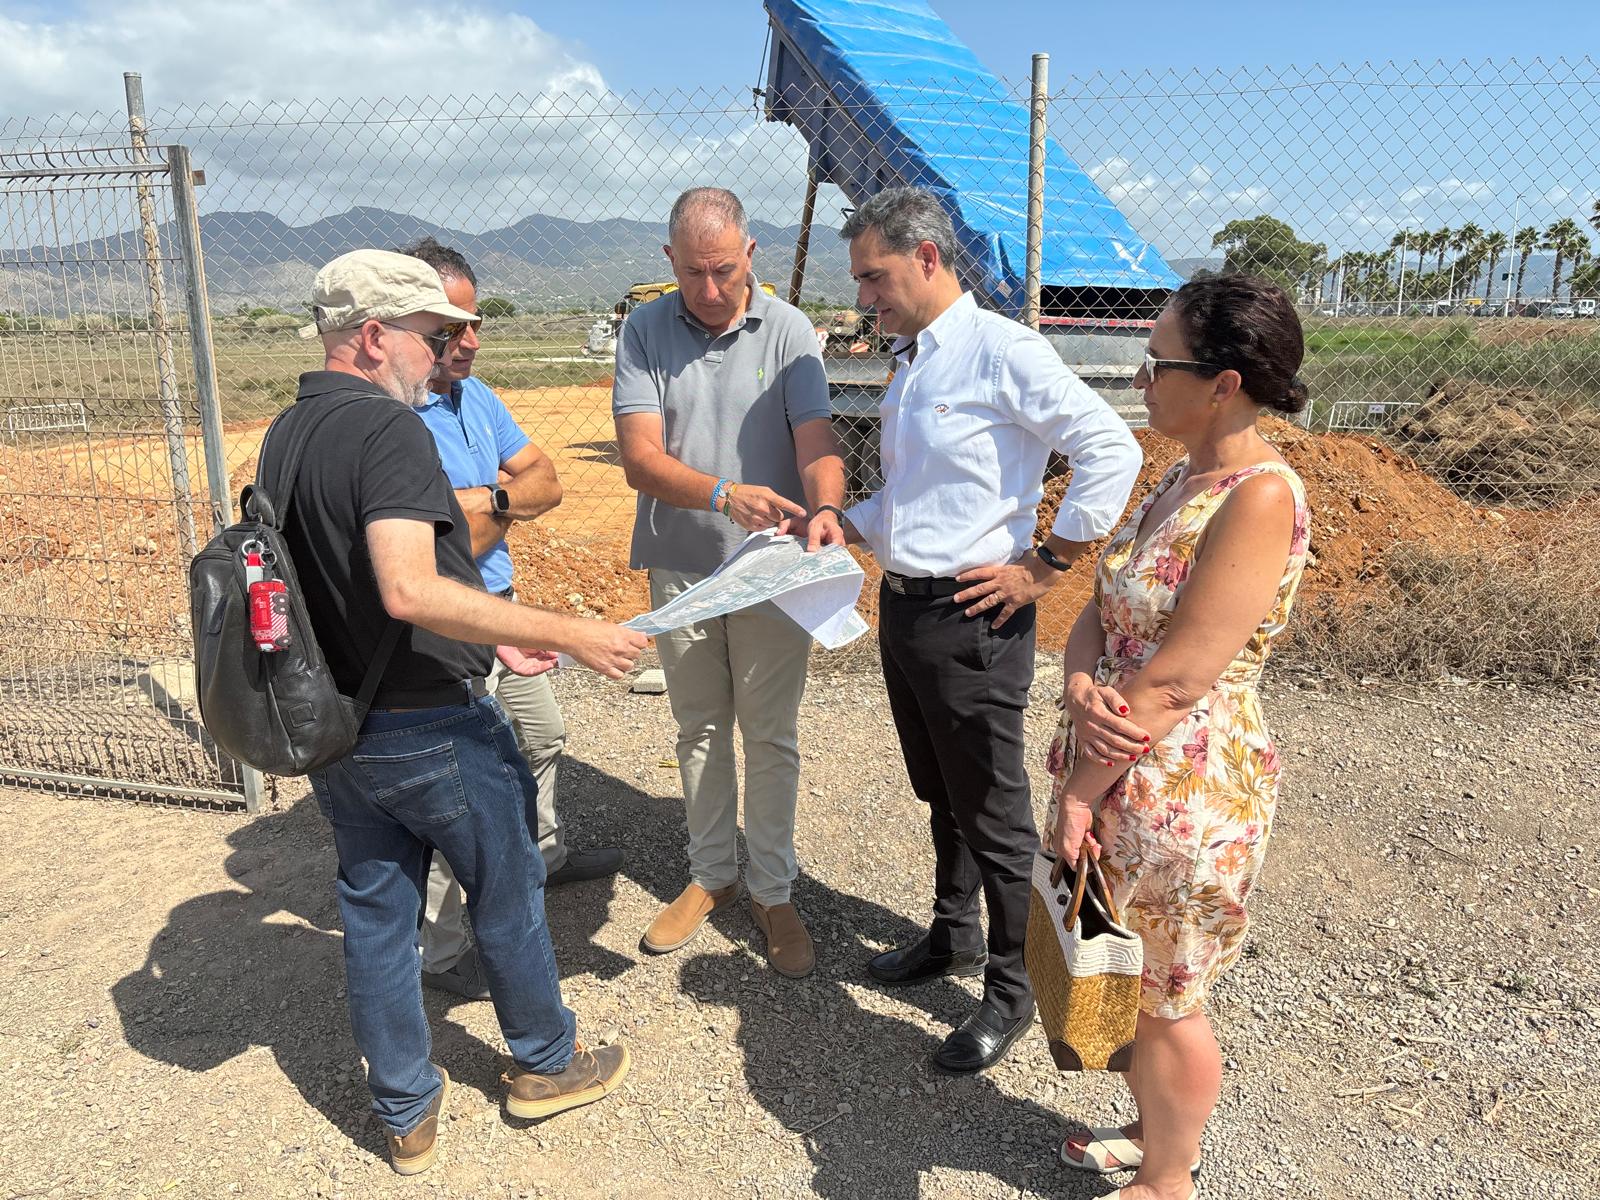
[612,280,831,575]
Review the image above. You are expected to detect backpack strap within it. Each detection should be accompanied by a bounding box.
[252,395,406,709]
[351,618,405,722]
[246,398,356,529]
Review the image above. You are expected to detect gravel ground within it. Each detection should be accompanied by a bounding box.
[2,663,1597,1200]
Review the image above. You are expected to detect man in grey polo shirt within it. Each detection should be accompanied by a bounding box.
[613,186,847,980]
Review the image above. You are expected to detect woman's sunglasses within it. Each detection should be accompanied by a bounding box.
[1140,349,1225,380]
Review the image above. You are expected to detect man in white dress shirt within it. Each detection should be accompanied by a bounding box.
[838,187,1143,1073]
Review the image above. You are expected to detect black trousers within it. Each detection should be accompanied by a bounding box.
[878,581,1040,1019]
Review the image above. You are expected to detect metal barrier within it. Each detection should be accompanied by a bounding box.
[0,137,250,808]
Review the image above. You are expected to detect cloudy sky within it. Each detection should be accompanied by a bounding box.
[1,0,1596,261]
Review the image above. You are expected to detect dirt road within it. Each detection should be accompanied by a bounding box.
[2,671,1596,1199]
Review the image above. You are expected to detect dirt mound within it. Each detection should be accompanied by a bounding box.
[1035,416,1501,615]
[1387,379,1600,508]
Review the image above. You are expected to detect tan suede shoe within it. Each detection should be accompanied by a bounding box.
[503,1041,631,1119]
[387,1065,450,1175]
[641,882,740,953]
[751,899,816,979]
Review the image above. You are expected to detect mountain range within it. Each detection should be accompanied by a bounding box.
[2,208,860,314]
[2,212,1569,316]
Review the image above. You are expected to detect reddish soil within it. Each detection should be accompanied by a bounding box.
[1026,416,1510,646]
[0,410,1562,658]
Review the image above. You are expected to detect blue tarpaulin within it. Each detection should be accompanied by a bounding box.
[763,0,1180,315]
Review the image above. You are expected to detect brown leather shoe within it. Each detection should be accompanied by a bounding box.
[503,1041,631,1120]
[641,882,739,953]
[751,899,816,979]
[387,1065,449,1175]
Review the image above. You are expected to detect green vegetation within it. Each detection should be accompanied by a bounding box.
[1300,316,1600,417]
[478,296,517,319]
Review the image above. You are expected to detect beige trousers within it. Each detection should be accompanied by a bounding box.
[649,567,812,907]
[420,653,567,972]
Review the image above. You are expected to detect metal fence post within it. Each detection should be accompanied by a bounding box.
[166,146,228,533]
[167,142,265,814]
[789,166,819,308]
[1024,53,1048,332]
[124,71,197,558]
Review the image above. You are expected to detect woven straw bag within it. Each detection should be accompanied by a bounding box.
[1024,851,1142,1071]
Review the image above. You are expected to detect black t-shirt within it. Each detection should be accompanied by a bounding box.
[280,371,494,705]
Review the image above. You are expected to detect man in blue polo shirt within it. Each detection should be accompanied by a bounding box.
[401,238,623,1000]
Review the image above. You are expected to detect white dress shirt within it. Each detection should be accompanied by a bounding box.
[844,292,1143,578]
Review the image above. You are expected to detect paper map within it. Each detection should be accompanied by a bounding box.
[624,531,867,649]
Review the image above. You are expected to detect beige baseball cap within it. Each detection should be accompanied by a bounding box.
[298,248,478,339]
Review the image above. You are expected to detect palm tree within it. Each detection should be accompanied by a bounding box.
[1432,226,1452,275]
[1570,255,1600,303]
[1389,230,1423,308]
[1591,197,1600,237]
[1512,225,1540,311]
[1543,218,1590,304]
[1451,223,1484,300]
[1303,242,1329,307]
[1480,230,1508,303]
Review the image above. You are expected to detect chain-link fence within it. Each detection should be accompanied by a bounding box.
[2,56,1598,794]
[0,140,246,804]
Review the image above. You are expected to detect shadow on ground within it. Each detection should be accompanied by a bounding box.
[112,755,1102,1196]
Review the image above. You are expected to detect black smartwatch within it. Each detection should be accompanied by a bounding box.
[815,504,846,523]
[1034,543,1070,572]
[485,485,510,514]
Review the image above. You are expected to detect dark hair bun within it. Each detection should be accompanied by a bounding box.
[1274,374,1310,415]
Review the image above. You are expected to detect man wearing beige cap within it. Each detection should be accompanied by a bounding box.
[285,249,645,1174]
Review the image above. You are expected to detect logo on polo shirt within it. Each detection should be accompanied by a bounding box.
[935,404,949,414]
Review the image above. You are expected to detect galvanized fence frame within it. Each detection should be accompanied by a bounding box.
[0,137,252,808]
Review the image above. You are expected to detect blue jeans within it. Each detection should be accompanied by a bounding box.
[309,691,576,1136]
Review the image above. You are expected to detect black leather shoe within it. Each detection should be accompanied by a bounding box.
[546,845,624,888]
[932,998,1036,1073]
[866,934,987,986]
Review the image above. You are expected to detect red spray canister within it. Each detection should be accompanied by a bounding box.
[244,545,292,653]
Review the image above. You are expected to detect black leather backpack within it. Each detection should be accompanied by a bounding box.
[188,399,400,776]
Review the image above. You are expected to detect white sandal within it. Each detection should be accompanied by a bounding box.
[1058,1126,1202,1175]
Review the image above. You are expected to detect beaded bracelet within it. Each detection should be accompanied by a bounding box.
[709,477,731,511]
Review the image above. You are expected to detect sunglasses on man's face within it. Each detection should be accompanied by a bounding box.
[378,320,477,361]
[1139,348,1225,381]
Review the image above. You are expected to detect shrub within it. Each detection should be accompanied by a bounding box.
[1281,509,1600,684]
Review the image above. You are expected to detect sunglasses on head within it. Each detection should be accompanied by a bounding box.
[1140,348,1226,380]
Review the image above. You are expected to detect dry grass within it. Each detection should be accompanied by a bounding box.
[1282,507,1600,684]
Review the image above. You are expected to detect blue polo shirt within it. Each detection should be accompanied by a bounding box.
[415,377,530,593]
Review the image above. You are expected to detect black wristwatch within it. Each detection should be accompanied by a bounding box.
[816,504,846,523]
[1034,543,1070,572]
[485,485,510,514]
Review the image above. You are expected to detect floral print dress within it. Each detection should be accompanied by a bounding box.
[1046,460,1311,1019]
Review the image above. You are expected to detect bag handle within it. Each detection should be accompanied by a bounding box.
[1049,850,1123,928]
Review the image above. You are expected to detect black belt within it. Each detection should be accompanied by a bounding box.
[882,571,964,597]
[370,676,489,710]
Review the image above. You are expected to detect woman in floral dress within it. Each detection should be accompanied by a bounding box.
[1047,275,1313,1200]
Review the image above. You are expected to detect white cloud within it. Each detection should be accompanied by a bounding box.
[0,0,817,235]
[0,0,603,120]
